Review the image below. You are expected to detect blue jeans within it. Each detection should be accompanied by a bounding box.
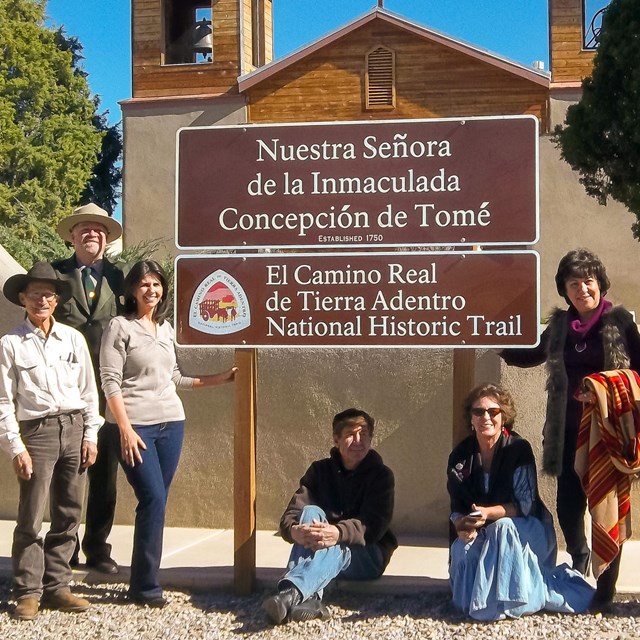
[279,505,385,601]
[116,420,184,600]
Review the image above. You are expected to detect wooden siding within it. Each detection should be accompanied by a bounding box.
[549,0,595,83]
[132,0,242,98]
[241,0,253,74]
[245,22,548,129]
[240,0,274,74]
[264,0,273,65]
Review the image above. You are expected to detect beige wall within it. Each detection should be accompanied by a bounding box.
[0,247,26,337]
[2,108,639,543]
[121,97,248,251]
[114,106,640,538]
[0,248,27,520]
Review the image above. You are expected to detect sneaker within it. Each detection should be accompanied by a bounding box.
[42,588,91,613]
[13,598,39,620]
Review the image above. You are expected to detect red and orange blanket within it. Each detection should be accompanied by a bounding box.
[576,369,640,578]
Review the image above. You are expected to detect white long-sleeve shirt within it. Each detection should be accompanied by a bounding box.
[0,318,104,458]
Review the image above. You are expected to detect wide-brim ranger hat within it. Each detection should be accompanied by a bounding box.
[56,203,123,243]
[3,262,72,307]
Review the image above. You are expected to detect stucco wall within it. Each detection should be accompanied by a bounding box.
[1,110,639,544]
[121,97,248,251]
[0,246,26,337]
[114,110,640,538]
[0,248,27,520]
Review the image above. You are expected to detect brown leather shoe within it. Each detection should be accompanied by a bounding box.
[42,588,90,613]
[13,597,39,620]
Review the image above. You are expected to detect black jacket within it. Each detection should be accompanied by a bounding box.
[447,430,550,523]
[280,448,398,570]
[501,306,640,475]
[51,255,126,368]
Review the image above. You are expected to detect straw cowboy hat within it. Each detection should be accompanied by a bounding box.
[56,203,123,243]
[3,262,72,307]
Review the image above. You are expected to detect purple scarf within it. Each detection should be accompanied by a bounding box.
[568,298,612,341]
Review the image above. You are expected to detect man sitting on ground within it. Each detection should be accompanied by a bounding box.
[263,408,397,624]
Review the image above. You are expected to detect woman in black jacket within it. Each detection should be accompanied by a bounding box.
[501,248,640,611]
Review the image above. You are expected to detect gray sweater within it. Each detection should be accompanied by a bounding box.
[100,316,195,425]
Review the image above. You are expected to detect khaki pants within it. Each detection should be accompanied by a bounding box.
[12,412,85,600]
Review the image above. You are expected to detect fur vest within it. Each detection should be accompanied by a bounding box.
[543,306,633,475]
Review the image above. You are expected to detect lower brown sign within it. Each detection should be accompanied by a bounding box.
[175,251,539,348]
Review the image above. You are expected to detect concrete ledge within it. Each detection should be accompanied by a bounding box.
[0,522,638,594]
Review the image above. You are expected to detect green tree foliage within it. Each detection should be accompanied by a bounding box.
[555,0,640,237]
[54,27,123,214]
[0,0,122,266]
[81,108,123,215]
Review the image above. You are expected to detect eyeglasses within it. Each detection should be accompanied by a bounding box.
[471,407,502,418]
[24,291,57,301]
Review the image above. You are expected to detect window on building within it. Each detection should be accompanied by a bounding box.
[583,0,610,50]
[365,46,396,110]
[163,0,213,65]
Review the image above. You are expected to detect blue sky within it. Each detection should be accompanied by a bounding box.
[45,0,555,127]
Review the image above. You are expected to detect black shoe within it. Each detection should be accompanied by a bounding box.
[86,556,119,574]
[289,595,331,622]
[262,586,301,625]
[588,595,613,615]
[129,594,168,609]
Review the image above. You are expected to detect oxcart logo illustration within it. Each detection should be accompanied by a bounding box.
[189,269,250,335]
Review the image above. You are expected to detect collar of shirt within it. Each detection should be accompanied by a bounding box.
[75,257,104,278]
[24,316,63,342]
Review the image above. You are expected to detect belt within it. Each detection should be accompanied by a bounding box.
[19,410,83,430]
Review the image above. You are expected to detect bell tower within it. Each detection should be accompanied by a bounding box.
[549,0,606,85]
[131,0,273,99]
[548,0,608,127]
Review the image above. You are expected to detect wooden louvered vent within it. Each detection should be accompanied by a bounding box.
[365,46,395,110]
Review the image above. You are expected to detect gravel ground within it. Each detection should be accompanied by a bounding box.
[0,579,639,640]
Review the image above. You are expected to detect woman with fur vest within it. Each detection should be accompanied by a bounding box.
[500,248,640,612]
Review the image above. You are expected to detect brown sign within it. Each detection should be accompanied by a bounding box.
[176,116,538,249]
[175,251,539,348]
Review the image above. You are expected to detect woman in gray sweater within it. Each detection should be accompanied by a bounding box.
[100,260,235,607]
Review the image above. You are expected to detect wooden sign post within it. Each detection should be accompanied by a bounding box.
[175,116,540,594]
[233,348,257,595]
[452,348,476,447]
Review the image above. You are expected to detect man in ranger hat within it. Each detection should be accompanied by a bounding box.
[51,203,126,574]
[0,262,103,620]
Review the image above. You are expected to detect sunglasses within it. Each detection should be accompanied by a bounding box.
[471,407,502,418]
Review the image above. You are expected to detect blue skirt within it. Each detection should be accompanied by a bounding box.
[450,517,594,621]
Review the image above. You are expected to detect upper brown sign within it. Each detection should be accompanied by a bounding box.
[176,116,538,249]
[175,251,539,348]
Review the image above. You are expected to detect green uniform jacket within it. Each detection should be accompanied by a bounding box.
[51,255,127,368]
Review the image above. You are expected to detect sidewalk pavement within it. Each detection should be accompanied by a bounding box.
[0,520,638,594]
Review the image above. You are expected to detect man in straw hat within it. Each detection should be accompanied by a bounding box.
[0,262,103,620]
[51,203,126,575]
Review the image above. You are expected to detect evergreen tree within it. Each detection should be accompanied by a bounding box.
[54,25,123,214]
[0,0,122,265]
[555,0,640,237]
